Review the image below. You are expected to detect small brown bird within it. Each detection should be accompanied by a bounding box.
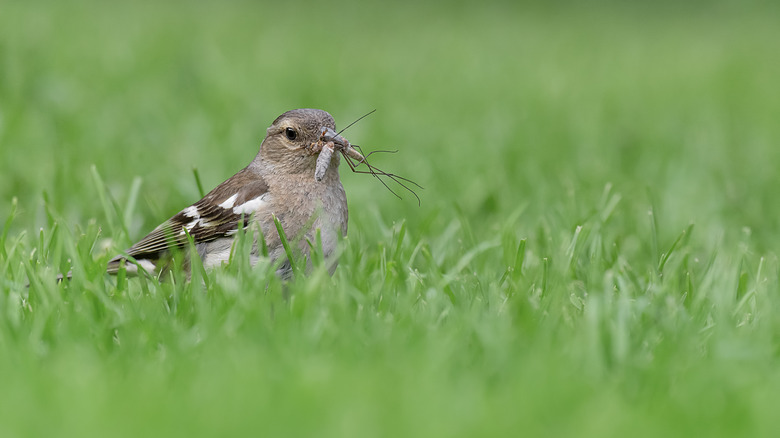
[107,108,361,279]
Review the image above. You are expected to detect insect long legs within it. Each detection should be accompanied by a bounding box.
[340,145,422,205]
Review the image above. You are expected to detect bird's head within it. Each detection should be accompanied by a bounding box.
[256,108,341,174]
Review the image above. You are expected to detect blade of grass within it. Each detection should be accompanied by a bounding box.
[1,197,18,259]
[91,165,118,235]
[123,176,143,231]
[658,224,695,274]
[192,167,206,198]
[273,214,298,279]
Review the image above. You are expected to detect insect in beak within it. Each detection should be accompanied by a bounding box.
[314,127,365,182]
[321,127,366,162]
[312,114,423,206]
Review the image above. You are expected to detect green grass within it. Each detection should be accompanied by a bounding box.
[2,0,780,436]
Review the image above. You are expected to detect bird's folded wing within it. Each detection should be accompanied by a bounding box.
[108,170,269,272]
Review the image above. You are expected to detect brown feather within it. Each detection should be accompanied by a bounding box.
[107,168,269,271]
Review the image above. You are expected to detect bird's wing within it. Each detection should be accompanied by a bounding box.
[107,168,270,273]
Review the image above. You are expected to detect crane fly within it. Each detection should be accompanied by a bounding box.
[310,111,422,205]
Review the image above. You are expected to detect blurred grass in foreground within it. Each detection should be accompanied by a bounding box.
[2,0,780,437]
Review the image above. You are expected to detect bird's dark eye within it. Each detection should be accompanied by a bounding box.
[284,127,298,141]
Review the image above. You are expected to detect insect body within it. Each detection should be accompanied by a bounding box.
[314,142,334,181]
[313,126,365,182]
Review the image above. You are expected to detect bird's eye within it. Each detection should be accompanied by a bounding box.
[284,127,298,141]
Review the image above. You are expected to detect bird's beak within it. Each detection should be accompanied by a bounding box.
[320,127,347,147]
[319,127,364,163]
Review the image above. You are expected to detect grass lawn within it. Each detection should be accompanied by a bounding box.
[2,0,780,436]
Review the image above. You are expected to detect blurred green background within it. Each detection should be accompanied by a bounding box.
[2,0,780,436]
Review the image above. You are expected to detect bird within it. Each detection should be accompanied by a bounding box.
[106,108,358,280]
